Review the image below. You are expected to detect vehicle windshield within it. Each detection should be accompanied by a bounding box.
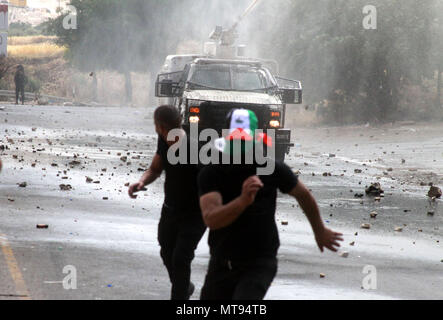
[187,64,275,92]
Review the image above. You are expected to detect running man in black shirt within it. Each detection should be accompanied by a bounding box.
[128,105,206,300]
[198,109,343,300]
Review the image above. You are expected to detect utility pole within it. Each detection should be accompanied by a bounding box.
[0,0,8,57]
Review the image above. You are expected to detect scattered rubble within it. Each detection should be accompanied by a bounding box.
[365,183,384,196]
[59,184,72,191]
[69,160,81,167]
[427,186,442,199]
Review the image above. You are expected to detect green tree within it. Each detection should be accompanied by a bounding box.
[249,0,438,123]
[45,0,252,103]
[46,0,151,102]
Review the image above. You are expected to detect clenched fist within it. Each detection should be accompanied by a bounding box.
[240,175,263,207]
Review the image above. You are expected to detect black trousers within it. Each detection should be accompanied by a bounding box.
[15,85,25,104]
[157,204,206,300]
[200,256,278,300]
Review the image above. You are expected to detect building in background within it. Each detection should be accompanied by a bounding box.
[27,0,66,13]
[9,0,63,27]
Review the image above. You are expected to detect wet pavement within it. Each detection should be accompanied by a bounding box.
[0,104,442,300]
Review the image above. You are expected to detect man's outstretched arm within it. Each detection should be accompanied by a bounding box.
[200,176,263,230]
[289,181,343,252]
[128,153,163,199]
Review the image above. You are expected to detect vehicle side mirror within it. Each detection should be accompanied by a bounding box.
[155,71,183,97]
[275,77,303,104]
[157,80,173,96]
[281,88,302,104]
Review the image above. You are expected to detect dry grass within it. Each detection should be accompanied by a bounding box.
[8,36,57,46]
[8,43,66,59]
[8,36,64,59]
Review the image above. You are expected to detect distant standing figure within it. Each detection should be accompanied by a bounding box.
[14,65,26,105]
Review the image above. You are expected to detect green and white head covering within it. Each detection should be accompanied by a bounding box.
[229,109,258,135]
[214,109,271,155]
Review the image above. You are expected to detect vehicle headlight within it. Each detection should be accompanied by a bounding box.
[189,116,200,123]
[269,120,280,128]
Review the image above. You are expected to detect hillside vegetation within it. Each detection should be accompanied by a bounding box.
[8,36,65,59]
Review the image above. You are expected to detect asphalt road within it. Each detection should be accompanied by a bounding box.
[0,104,442,300]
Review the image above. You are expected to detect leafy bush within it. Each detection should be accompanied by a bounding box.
[25,76,41,93]
[8,22,39,37]
[8,22,53,37]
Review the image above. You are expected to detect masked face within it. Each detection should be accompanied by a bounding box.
[215,109,259,156]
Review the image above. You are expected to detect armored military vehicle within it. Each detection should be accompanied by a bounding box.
[155,2,302,161]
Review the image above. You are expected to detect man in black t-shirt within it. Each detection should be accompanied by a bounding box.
[198,109,343,300]
[128,105,206,300]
